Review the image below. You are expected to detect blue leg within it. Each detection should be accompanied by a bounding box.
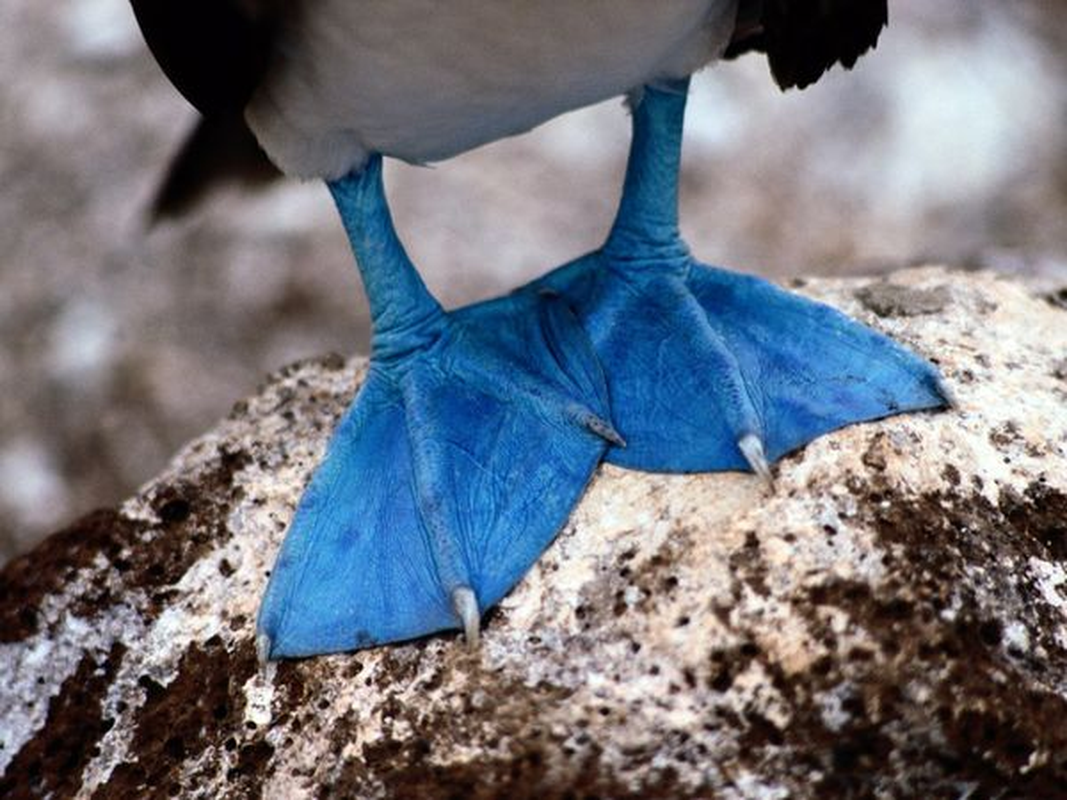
[536,80,951,475]
[257,156,615,658]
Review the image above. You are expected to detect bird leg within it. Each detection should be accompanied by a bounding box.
[533,79,952,475]
[257,156,614,658]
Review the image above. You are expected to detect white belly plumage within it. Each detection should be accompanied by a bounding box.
[246,0,738,179]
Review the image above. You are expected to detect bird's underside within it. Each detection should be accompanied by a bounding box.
[133,0,890,203]
[244,0,737,178]
[131,0,950,658]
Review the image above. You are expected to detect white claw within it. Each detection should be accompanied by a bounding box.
[452,586,481,649]
[935,375,959,410]
[256,633,273,668]
[738,433,774,489]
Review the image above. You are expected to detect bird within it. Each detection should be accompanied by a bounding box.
[130,0,951,659]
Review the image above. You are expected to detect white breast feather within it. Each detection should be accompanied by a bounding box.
[246,0,739,179]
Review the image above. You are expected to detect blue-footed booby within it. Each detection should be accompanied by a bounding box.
[131,0,950,657]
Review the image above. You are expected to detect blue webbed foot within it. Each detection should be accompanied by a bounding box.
[533,79,950,476]
[538,256,947,474]
[258,158,613,658]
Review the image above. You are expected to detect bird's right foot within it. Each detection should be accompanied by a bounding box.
[258,157,614,658]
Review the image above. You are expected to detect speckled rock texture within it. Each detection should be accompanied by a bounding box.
[1,268,1065,799]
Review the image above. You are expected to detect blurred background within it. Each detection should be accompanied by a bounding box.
[1,1,1065,562]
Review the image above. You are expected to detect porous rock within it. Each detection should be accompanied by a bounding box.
[1,267,1065,799]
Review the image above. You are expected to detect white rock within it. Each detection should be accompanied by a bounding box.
[1,268,1065,798]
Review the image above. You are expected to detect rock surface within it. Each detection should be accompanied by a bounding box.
[1,268,1066,799]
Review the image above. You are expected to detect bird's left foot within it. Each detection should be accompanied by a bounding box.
[534,252,950,476]
[526,79,951,477]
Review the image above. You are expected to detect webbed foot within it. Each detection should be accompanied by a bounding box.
[258,158,612,657]
[533,79,950,475]
[538,254,948,474]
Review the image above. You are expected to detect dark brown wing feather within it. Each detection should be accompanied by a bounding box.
[147,114,281,221]
[727,0,889,90]
[130,0,280,218]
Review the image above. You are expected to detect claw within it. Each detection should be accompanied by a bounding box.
[565,404,625,447]
[935,375,959,410]
[452,586,481,649]
[583,415,627,448]
[737,433,774,488]
[256,633,273,667]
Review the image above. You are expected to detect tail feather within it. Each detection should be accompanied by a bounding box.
[148,113,280,222]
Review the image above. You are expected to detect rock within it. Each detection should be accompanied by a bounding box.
[1,267,1065,799]
[855,281,951,318]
